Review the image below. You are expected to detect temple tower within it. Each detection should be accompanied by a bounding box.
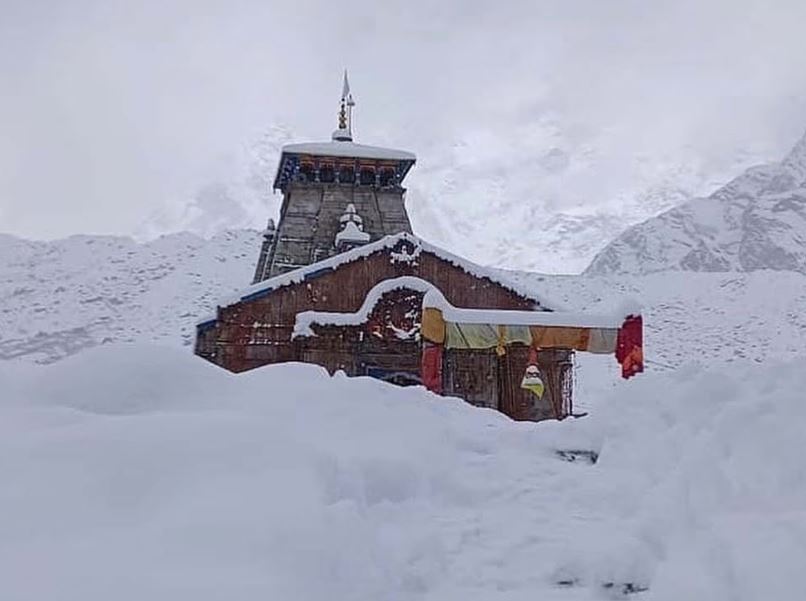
[252,72,416,283]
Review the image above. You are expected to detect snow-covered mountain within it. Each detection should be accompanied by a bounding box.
[4,230,806,373]
[137,123,765,273]
[587,130,806,275]
[0,230,259,363]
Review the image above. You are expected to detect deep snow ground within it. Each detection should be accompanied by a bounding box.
[2,344,804,600]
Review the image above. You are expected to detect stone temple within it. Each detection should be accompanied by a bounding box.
[252,72,416,282]
[195,73,644,423]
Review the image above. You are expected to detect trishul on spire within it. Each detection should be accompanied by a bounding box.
[333,70,355,142]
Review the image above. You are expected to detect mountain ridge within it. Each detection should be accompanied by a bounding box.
[587,129,806,275]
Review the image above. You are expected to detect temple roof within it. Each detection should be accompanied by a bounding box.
[272,141,416,190]
[198,233,562,325]
[281,141,416,162]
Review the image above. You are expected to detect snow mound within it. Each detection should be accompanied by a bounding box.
[1,344,804,600]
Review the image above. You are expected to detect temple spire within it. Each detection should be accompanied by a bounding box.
[333,70,355,142]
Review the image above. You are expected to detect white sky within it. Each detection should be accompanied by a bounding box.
[2,0,806,239]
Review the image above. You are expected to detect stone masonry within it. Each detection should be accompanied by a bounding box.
[256,180,413,280]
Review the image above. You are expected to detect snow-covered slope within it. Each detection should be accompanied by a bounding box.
[509,270,806,370]
[587,131,806,275]
[4,230,806,371]
[2,343,804,600]
[0,230,259,363]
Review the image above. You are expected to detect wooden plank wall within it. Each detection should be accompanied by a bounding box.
[195,240,575,422]
[497,346,574,421]
[206,241,536,373]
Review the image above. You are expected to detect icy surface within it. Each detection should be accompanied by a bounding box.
[1,344,805,600]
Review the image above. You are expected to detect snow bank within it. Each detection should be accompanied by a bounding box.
[572,361,806,600]
[1,344,804,600]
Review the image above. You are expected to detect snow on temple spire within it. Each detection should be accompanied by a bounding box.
[333,70,355,142]
[335,203,370,249]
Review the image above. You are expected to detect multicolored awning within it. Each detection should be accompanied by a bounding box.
[421,290,644,381]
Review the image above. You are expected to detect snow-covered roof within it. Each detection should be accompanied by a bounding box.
[273,139,417,190]
[211,233,560,317]
[423,289,636,329]
[281,141,416,162]
[293,276,437,338]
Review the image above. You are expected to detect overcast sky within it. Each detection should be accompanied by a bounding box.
[2,0,806,239]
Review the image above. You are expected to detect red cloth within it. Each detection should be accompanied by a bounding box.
[421,343,444,393]
[616,315,644,379]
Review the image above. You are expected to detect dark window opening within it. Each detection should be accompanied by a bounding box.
[379,168,395,187]
[365,366,422,387]
[359,167,376,186]
[319,164,335,183]
[338,166,355,184]
[298,163,315,182]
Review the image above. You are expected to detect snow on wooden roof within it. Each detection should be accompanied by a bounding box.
[272,140,417,190]
[293,276,641,339]
[281,141,416,162]
[205,233,560,322]
[423,288,640,329]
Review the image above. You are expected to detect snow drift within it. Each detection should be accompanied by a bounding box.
[5,229,806,372]
[1,344,804,600]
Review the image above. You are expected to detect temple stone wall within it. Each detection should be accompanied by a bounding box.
[265,182,412,278]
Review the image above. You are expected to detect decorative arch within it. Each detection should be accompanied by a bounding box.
[293,276,444,339]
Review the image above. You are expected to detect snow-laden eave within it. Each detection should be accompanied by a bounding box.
[281,141,416,162]
[293,276,437,338]
[423,289,639,329]
[217,233,562,312]
[195,314,218,328]
[272,141,417,190]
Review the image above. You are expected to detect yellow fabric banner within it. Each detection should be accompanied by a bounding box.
[420,307,620,354]
[421,307,446,344]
